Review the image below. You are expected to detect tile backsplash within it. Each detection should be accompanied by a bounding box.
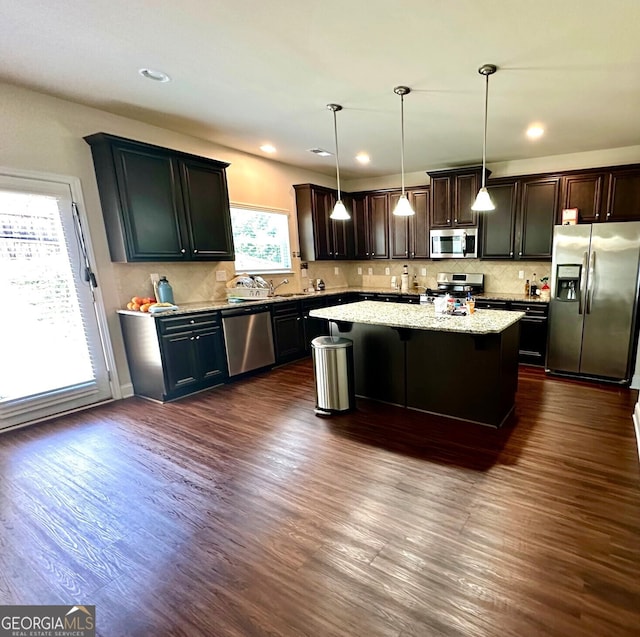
[113,258,550,307]
[307,259,551,295]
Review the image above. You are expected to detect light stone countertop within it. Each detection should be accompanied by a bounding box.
[310,301,524,335]
[116,287,544,318]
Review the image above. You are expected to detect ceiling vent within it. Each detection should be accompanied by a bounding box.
[308,148,333,157]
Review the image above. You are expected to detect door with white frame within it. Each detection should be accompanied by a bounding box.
[0,172,114,430]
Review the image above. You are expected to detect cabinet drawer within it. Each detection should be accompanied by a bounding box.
[157,312,220,335]
[511,302,548,317]
[475,300,509,310]
[271,301,300,316]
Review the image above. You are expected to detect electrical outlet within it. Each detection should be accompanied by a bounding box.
[215,270,227,282]
[421,268,427,276]
[519,270,524,279]
[334,267,339,275]
[357,267,362,275]
[301,269,307,278]
[150,272,159,283]
[384,267,390,275]
[368,267,373,275]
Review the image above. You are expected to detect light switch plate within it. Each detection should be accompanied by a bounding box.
[215,270,228,281]
[368,267,373,275]
[384,267,390,275]
[519,270,524,279]
[334,267,339,275]
[357,267,362,275]
[421,268,427,276]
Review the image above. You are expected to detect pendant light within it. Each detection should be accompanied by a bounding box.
[327,103,350,220]
[392,86,415,217]
[471,64,497,212]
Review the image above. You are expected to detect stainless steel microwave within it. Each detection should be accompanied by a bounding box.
[430,228,478,258]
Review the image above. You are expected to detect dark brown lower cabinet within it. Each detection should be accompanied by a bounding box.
[120,311,228,401]
[271,302,306,364]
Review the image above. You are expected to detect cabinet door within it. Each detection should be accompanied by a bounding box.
[409,189,430,258]
[351,194,370,258]
[560,173,605,223]
[518,177,559,259]
[194,326,228,383]
[311,189,335,259]
[272,312,305,362]
[161,332,200,394]
[113,146,188,260]
[389,190,409,259]
[430,176,451,228]
[480,181,518,259]
[606,169,640,222]
[331,215,354,259]
[454,173,478,227]
[180,158,235,260]
[367,193,389,258]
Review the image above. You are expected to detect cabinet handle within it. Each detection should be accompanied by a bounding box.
[190,320,195,324]
[519,251,522,256]
[366,252,369,256]
[181,248,186,253]
[190,336,195,341]
[297,317,301,321]
[405,251,408,255]
[372,252,375,256]
[411,252,415,257]
[193,249,198,254]
[606,212,611,218]
[510,251,513,256]
[447,219,451,223]
[196,335,200,340]
[454,219,458,223]
[595,213,599,218]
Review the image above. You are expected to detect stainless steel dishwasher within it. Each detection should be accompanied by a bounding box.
[221,304,275,377]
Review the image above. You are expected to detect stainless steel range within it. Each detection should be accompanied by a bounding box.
[422,272,484,301]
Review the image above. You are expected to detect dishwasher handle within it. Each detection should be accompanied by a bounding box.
[221,304,270,318]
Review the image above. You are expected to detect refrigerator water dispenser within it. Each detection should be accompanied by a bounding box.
[555,264,581,302]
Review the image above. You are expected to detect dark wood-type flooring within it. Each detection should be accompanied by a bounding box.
[1,361,639,636]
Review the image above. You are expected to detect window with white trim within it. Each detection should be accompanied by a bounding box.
[230,204,292,274]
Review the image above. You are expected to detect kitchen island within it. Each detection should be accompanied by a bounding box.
[310,301,524,427]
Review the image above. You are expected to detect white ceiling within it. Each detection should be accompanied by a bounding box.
[1,0,639,179]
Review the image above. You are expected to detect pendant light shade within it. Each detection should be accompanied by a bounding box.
[392,86,415,217]
[327,103,350,221]
[471,64,497,212]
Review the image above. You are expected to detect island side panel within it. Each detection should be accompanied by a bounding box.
[330,321,406,406]
[405,321,520,427]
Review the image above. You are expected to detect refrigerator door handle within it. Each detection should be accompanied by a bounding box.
[578,251,588,315]
[586,250,596,314]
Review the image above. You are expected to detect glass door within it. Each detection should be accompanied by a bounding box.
[0,174,112,430]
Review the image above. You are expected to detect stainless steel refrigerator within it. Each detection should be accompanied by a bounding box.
[547,221,640,383]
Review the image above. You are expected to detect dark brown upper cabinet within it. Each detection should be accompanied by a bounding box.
[390,188,430,259]
[481,176,559,260]
[85,133,234,262]
[427,166,489,229]
[294,184,353,260]
[350,191,390,260]
[560,165,640,223]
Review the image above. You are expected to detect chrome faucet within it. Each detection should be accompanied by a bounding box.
[269,278,289,296]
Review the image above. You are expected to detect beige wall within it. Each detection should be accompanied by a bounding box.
[2,81,639,395]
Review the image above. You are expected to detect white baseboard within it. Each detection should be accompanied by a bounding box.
[120,383,134,398]
[633,403,640,462]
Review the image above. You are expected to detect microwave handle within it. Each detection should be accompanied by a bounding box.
[462,231,467,257]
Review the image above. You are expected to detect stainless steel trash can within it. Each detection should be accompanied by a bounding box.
[311,336,355,416]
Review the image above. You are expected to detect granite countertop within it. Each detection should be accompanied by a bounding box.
[117,287,546,318]
[310,301,524,335]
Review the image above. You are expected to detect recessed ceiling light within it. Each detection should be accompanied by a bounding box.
[138,68,171,83]
[308,148,333,157]
[526,124,544,139]
[355,152,370,164]
[260,144,276,153]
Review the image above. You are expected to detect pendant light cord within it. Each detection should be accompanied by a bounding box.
[332,108,342,200]
[400,92,406,196]
[481,71,489,189]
